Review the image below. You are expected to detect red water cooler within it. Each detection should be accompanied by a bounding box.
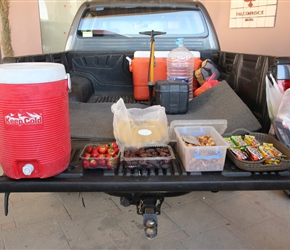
[0,62,71,179]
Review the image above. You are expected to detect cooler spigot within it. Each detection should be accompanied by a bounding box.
[22,163,34,176]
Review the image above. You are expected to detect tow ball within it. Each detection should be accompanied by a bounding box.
[120,196,164,239]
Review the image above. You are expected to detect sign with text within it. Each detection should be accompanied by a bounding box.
[230,0,277,28]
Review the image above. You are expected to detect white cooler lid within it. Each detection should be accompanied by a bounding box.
[134,51,200,58]
[0,62,67,84]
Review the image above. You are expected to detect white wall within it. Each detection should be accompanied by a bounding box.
[203,0,290,57]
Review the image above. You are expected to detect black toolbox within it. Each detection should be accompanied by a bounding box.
[154,80,189,114]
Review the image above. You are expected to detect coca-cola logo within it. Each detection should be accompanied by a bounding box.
[5,111,42,126]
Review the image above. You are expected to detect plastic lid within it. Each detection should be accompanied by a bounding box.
[176,38,185,47]
[169,119,228,142]
[0,62,67,84]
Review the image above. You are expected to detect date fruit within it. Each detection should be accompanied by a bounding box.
[123,146,172,169]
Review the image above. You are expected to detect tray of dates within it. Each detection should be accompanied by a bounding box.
[80,142,120,169]
[121,145,175,169]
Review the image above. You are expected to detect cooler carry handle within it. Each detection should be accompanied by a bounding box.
[66,73,71,92]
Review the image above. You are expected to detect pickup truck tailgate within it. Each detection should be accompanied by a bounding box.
[1,140,290,193]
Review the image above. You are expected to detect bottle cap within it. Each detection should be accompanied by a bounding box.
[176,38,184,46]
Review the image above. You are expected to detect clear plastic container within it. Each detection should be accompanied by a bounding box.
[174,126,229,172]
[167,38,194,100]
[80,144,120,170]
[121,145,175,169]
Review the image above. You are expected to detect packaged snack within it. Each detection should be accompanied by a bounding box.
[224,137,236,147]
[263,143,283,157]
[229,148,248,160]
[231,135,248,147]
[245,146,263,161]
[259,146,280,165]
[244,135,260,146]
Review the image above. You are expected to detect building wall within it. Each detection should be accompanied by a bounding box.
[6,0,42,57]
[203,0,290,57]
[1,0,290,57]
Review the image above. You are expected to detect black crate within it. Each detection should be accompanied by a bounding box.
[155,80,189,114]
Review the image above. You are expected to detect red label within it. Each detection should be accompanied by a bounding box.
[4,109,44,130]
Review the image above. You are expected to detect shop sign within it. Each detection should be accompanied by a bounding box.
[230,0,277,28]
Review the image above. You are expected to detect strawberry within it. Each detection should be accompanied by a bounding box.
[107,148,116,156]
[82,159,90,169]
[111,142,118,149]
[98,154,107,167]
[84,153,91,159]
[98,144,108,154]
[107,157,117,169]
[113,147,119,155]
[86,145,93,153]
[91,148,99,158]
[90,159,98,168]
[108,142,118,149]
[98,158,107,167]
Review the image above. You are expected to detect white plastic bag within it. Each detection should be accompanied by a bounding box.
[277,88,290,129]
[266,73,284,122]
[111,98,169,148]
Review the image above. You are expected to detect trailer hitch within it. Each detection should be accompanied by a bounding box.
[137,197,164,239]
[120,195,164,238]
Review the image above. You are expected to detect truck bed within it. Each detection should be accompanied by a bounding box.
[2,51,286,194]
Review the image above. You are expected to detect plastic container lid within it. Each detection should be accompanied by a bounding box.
[0,62,68,84]
[169,119,228,142]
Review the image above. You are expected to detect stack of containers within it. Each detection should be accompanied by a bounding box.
[128,49,201,101]
[111,98,175,170]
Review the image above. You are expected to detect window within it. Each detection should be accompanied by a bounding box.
[77,6,208,38]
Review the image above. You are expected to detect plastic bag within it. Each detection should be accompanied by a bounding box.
[277,88,290,129]
[194,59,220,85]
[111,98,169,148]
[265,73,284,122]
[193,73,220,97]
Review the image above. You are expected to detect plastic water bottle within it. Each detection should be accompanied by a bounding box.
[167,38,194,100]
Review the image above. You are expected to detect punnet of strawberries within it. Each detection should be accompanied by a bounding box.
[80,142,120,169]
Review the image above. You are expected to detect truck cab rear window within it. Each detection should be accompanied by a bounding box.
[77,6,208,38]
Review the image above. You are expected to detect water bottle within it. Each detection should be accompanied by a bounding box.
[167,38,194,100]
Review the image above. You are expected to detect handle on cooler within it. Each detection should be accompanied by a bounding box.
[194,149,220,160]
[66,73,71,92]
